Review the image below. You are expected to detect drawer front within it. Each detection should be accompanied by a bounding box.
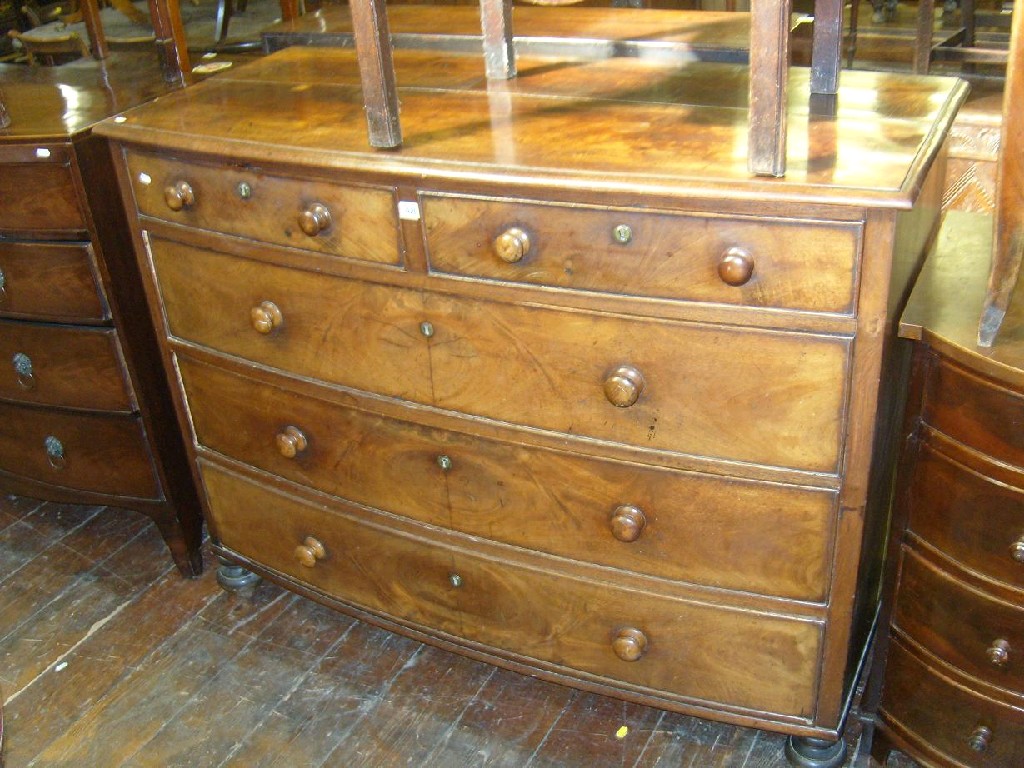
[202,461,822,718]
[0,402,158,498]
[0,321,134,411]
[178,356,837,601]
[907,441,1024,591]
[422,194,859,314]
[127,151,401,264]
[149,238,432,403]
[0,241,108,322]
[924,357,1024,469]
[0,161,84,232]
[893,549,1024,695]
[881,638,1024,768]
[424,293,848,473]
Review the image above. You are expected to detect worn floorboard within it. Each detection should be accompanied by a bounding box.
[0,498,891,767]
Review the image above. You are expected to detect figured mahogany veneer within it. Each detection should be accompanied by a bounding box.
[99,46,966,746]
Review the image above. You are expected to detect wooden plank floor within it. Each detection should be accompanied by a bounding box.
[0,496,892,767]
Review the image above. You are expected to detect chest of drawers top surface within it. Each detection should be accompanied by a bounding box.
[97,47,965,207]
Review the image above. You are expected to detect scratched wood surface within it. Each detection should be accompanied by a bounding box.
[0,496,895,767]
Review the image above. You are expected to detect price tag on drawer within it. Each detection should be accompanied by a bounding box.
[398,201,421,221]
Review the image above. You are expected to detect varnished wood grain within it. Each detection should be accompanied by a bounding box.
[0,161,84,233]
[0,242,108,323]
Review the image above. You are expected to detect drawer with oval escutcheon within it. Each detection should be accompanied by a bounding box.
[421,193,861,314]
[177,354,837,602]
[201,459,824,719]
[125,150,401,265]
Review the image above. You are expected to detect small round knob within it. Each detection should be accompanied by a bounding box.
[987,639,1010,667]
[251,300,283,334]
[12,352,33,388]
[968,725,992,753]
[449,573,463,588]
[1011,536,1024,563]
[298,203,332,236]
[295,536,326,567]
[276,426,308,459]
[612,627,648,662]
[44,435,65,469]
[164,181,195,211]
[610,505,646,543]
[604,365,646,408]
[718,246,754,287]
[494,227,531,263]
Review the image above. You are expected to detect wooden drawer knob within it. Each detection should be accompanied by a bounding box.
[604,365,645,408]
[1011,536,1024,563]
[494,227,531,263]
[295,536,326,567]
[968,725,992,753]
[164,180,195,211]
[275,426,308,458]
[251,300,283,334]
[718,246,754,287]
[298,202,332,236]
[612,627,648,662]
[987,638,1011,667]
[610,505,646,543]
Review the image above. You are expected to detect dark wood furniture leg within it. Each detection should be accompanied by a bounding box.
[481,0,515,79]
[811,0,843,93]
[350,0,402,148]
[147,0,191,84]
[748,0,792,176]
[79,0,109,59]
[914,0,937,73]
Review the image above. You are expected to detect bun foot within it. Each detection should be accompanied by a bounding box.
[785,736,847,768]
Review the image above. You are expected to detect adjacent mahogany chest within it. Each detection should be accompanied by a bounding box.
[872,211,1024,767]
[97,46,966,743]
[0,55,203,576]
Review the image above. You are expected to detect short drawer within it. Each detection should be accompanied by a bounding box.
[907,440,1024,591]
[126,150,401,265]
[422,193,860,314]
[0,159,84,232]
[0,241,108,323]
[893,549,1024,695]
[880,638,1024,768]
[924,356,1024,469]
[0,402,159,498]
[201,460,823,718]
[178,355,837,601]
[0,320,134,411]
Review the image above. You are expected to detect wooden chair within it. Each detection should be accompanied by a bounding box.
[978,0,1023,345]
[8,28,90,63]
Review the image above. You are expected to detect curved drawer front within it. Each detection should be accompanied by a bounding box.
[178,355,836,601]
[423,194,859,314]
[0,241,107,323]
[0,402,158,498]
[149,238,433,403]
[201,460,822,719]
[907,441,1024,591]
[881,638,1024,768]
[893,549,1024,695]
[127,151,401,265]
[153,238,848,472]
[0,321,133,412]
[0,160,84,232]
[924,357,1024,469]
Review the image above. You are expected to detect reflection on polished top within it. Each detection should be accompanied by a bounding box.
[97,46,968,207]
[0,53,177,140]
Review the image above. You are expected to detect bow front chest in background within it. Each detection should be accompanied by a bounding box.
[97,46,966,752]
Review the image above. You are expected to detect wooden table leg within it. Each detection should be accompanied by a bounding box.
[811,0,843,93]
[748,0,792,177]
[914,0,937,73]
[147,0,191,85]
[481,0,516,80]
[80,0,109,59]
[280,0,300,23]
[350,0,402,148]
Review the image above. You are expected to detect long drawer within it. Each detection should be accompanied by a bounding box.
[178,355,837,601]
[906,440,1024,592]
[0,241,108,323]
[0,320,134,412]
[201,459,823,718]
[0,159,84,232]
[881,638,1024,768]
[152,238,849,472]
[0,401,159,498]
[422,193,860,314]
[126,150,401,265]
[892,549,1024,696]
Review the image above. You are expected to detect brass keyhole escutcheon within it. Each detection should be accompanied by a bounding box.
[12,352,33,389]
[613,224,633,244]
[44,435,65,470]
[437,454,453,472]
[236,181,252,200]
